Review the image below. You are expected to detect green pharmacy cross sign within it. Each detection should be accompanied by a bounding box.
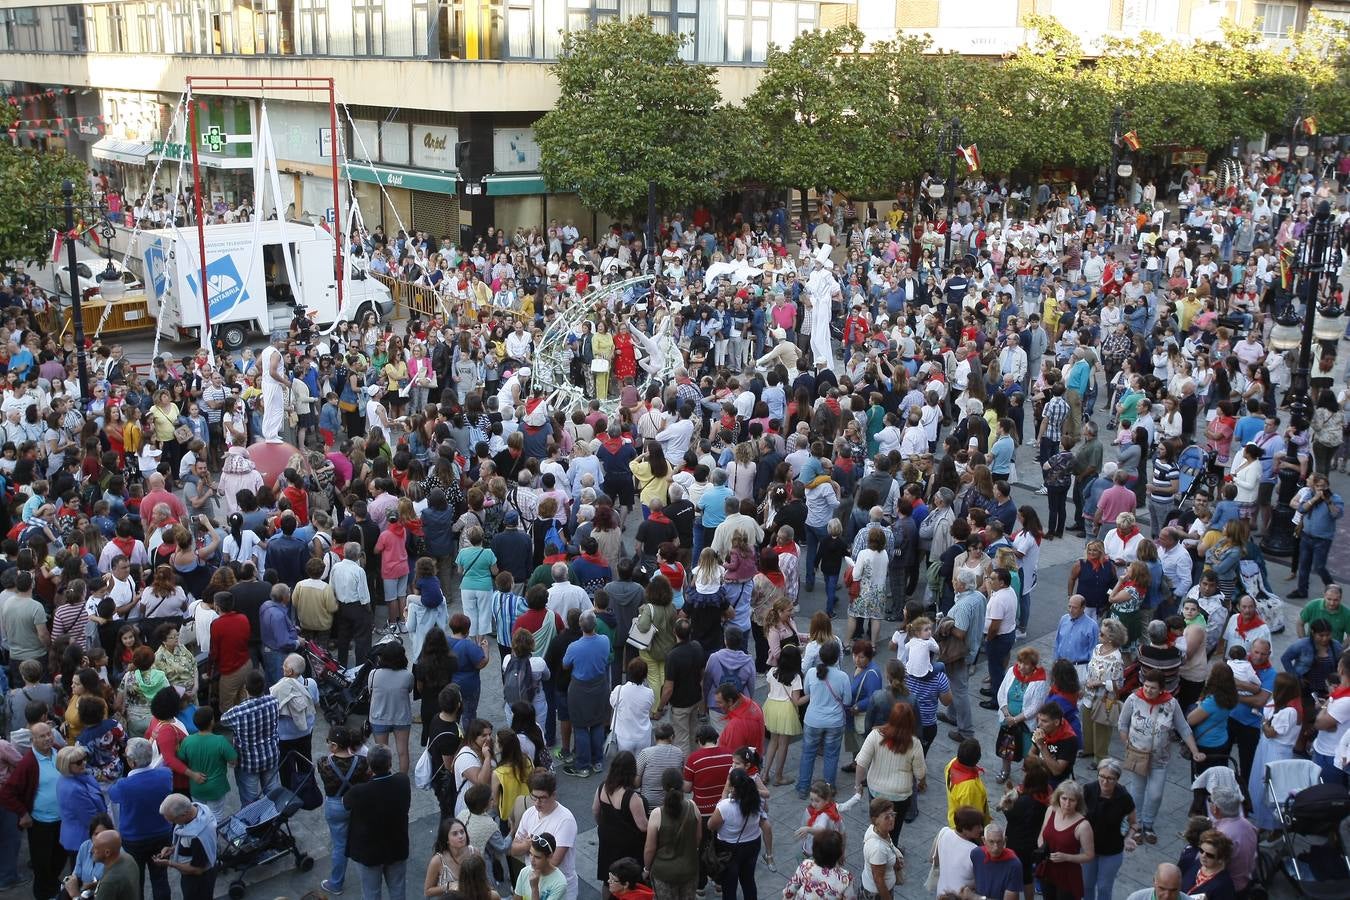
[200,125,236,153]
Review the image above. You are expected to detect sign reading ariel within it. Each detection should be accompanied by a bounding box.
[411,125,458,172]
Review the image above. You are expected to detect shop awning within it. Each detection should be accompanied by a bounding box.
[91,138,153,165]
[483,174,547,196]
[150,141,253,170]
[344,163,459,195]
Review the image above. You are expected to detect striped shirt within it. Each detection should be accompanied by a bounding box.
[907,669,951,727]
[683,746,734,816]
[1149,458,1180,504]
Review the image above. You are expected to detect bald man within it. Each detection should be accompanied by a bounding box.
[1124,862,1195,900]
[62,829,140,900]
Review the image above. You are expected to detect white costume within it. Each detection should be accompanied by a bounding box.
[806,254,839,373]
[259,344,286,443]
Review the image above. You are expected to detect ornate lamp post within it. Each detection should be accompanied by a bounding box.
[1261,200,1345,557]
[935,117,962,267]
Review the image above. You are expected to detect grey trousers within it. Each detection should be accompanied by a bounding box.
[948,658,975,737]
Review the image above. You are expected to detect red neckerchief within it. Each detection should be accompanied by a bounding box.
[647,511,671,525]
[1116,525,1140,542]
[982,847,1017,864]
[599,435,627,455]
[948,760,983,785]
[766,571,786,589]
[112,536,137,558]
[1043,720,1077,745]
[774,542,799,558]
[1013,666,1046,685]
[1135,688,1174,708]
[1234,614,1266,640]
[1049,686,1079,705]
[659,562,684,589]
[1252,658,1272,673]
[1331,684,1350,700]
[1165,631,1180,648]
[1018,783,1052,805]
[580,552,608,568]
[543,553,568,566]
[806,801,842,827]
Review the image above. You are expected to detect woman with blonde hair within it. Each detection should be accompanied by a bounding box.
[1036,779,1095,900]
[802,611,843,673]
[765,595,803,667]
[728,442,757,503]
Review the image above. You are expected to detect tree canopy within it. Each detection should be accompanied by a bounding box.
[0,105,89,270]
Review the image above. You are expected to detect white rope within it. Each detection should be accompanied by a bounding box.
[335,92,412,245]
[93,93,187,340]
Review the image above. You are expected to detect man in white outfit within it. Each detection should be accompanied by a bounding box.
[258,338,288,443]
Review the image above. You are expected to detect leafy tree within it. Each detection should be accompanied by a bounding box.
[533,17,727,216]
[0,105,89,269]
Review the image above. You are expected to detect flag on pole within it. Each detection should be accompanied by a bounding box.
[50,229,63,263]
[1121,130,1141,151]
[959,143,980,172]
[1280,243,1297,290]
[1303,115,1318,136]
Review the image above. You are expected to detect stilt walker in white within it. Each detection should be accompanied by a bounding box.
[259,337,288,443]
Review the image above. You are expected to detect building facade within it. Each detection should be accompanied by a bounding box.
[0,0,853,240]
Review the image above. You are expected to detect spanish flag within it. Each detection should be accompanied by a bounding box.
[1280,243,1297,291]
[1303,115,1319,136]
[1121,130,1141,151]
[960,143,980,172]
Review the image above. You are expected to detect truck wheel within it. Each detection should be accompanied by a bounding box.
[219,324,247,351]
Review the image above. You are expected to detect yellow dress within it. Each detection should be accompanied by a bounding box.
[592,331,615,398]
[1042,295,1062,337]
[629,458,672,509]
[494,761,533,820]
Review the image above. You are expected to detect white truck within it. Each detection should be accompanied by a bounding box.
[140,220,393,351]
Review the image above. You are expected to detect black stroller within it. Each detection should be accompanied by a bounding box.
[1260,759,1350,898]
[301,639,361,728]
[215,753,316,898]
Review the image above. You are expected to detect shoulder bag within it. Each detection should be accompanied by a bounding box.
[627,603,657,651]
[602,684,623,759]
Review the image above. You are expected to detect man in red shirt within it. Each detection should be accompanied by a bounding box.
[141,471,187,522]
[209,591,253,711]
[683,725,733,818]
[714,685,765,756]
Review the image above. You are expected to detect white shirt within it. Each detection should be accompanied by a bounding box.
[547,582,589,622]
[934,827,977,896]
[654,418,695,464]
[609,682,655,749]
[1314,692,1350,757]
[515,804,579,898]
[985,587,1018,636]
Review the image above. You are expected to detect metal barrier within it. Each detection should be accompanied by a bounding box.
[369,272,445,321]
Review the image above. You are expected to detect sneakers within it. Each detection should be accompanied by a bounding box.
[592,765,604,776]
[1288,590,1309,599]
[1141,828,1157,844]
[1035,486,1049,496]
[552,748,575,765]
[321,880,343,895]
[563,764,591,777]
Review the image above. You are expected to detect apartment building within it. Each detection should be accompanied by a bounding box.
[0,0,853,239]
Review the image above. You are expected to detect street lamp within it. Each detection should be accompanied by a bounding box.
[935,117,962,267]
[1261,199,1345,558]
[51,180,97,402]
[1107,106,1125,216]
[94,216,122,300]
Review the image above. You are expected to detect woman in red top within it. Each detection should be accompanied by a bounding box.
[145,686,204,793]
[613,325,637,382]
[1036,779,1095,900]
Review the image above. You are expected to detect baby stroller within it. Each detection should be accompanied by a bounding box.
[1261,759,1350,898]
[301,639,360,728]
[216,753,316,898]
[1176,444,1220,510]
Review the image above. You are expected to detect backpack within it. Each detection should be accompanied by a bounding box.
[481,504,506,544]
[716,656,752,694]
[543,520,564,556]
[502,654,538,707]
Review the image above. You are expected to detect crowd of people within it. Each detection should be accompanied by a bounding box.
[0,152,1345,900]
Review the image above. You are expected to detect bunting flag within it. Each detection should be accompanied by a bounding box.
[959,143,981,172]
[1280,242,1297,290]
[1122,130,1141,151]
[1303,115,1319,136]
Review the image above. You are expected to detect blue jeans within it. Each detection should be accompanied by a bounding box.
[986,632,1016,696]
[823,573,839,617]
[1122,764,1169,829]
[236,766,281,809]
[1082,852,1124,900]
[574,724,605,769]
[262,647,287,687]
[355,859,407,900]
[796,724,843,793]
[803,524,828,591]
[1297,535,1333,594]
[0,807,19,886]
[324,795,351,889]
[1314,750,1347,786]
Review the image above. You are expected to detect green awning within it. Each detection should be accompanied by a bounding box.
[484,174,547,196]
[344,163,459,195]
